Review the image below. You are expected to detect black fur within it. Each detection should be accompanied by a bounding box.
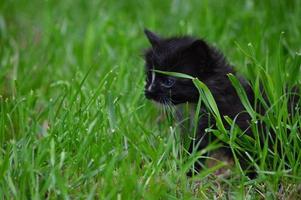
[143,29,257,176]
[142,29,301,179]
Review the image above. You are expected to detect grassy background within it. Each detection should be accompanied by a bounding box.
[0,0,301,199]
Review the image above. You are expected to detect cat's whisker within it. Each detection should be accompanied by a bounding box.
[162,98,168,115]
[158,97,164,114]
[161,97,168,116]
[162,97,175,119]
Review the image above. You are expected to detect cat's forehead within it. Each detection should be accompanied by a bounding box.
[146,37,195,69]
[156,37,194,55]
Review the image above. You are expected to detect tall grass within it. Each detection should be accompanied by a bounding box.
[0,0,300,198]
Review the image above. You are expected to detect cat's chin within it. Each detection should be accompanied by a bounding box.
[145,92,187,105]
[146,98,173,106]
[151,100,172,106]
[151,99,186,106]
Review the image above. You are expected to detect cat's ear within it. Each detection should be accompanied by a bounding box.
[188,39,210,59]
[185,39,213,71]
[144,29,161,46]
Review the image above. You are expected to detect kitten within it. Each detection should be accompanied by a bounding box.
[143,29,255,176]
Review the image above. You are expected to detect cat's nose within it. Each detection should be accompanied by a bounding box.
[144,89,155,99]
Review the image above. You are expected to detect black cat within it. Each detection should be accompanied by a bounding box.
[143,29,257,176]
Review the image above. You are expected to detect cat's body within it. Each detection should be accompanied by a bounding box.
[142,29,257,175]
[142,29,301,178]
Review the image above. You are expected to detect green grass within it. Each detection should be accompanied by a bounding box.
[1,0,301,199]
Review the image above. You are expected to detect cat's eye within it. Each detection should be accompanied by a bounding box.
[161,78,175,88]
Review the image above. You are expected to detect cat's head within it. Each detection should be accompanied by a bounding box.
[143,29,229,105]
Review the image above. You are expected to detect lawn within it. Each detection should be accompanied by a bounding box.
[0,0,301,199]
